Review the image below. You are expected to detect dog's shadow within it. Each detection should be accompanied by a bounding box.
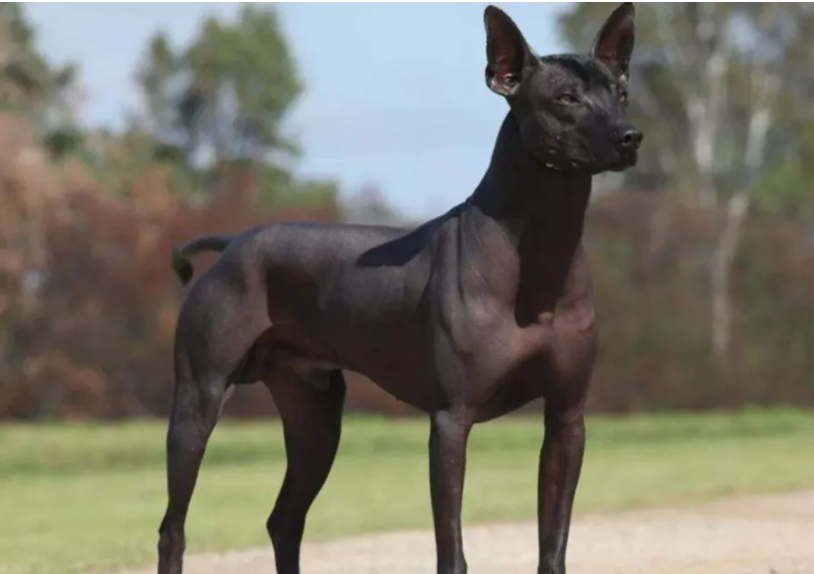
[355,211,455,270]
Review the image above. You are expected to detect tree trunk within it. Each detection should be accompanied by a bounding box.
[710,192,751,376]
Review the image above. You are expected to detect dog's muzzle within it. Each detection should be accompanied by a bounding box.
[611,127,643,171]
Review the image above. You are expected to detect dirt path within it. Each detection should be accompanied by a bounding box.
[125,491,814,574]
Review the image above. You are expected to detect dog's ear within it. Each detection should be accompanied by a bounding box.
[592,2,635,84]
[484,5,539,97]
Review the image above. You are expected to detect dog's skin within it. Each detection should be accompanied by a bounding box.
[157,4,641,574]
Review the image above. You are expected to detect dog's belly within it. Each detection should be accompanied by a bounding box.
[257,318,439,412]
[328,336,440,412]
[476,384,541,422]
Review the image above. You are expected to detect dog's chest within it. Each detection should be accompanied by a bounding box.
[470,314,596,421]
[500,303,596,389]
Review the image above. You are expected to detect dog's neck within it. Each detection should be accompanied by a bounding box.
[460,113,593,324]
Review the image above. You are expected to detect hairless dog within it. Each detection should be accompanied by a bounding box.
[158,4,641,574]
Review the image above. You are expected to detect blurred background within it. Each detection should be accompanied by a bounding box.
[2,4,814,574]
[2,1,813,420]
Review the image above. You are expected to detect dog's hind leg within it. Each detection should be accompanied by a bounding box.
[157,370,225,574]
[264,369,346,574]
[157,304,269,574]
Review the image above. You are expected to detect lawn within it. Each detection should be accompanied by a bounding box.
[1,408,813,574]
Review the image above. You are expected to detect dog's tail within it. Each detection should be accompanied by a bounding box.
[171,234,236,286]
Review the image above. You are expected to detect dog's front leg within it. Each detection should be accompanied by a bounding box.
[428,409,473,574]
[537,400,586,574]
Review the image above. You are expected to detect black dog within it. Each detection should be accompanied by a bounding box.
[158,4,640,574]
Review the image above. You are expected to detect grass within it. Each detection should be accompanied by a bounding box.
[1,408,813,574]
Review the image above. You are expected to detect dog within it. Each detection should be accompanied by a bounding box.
[157,4,641,574]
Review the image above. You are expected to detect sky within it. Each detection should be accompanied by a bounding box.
[25,2,569,220]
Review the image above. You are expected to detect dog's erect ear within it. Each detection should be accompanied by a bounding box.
[592,2,635,83]
[484,5,538,97]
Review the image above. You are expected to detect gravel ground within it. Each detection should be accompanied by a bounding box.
[119,490,814,574]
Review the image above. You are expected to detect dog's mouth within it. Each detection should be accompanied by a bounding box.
[611,150,638,172]
[543,157,629,175]
[538,149,638,175]
[542,157,586,173]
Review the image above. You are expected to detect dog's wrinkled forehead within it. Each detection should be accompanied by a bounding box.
[537,54,622,93]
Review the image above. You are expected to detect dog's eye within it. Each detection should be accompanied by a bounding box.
[557,94,578,105]
[503,73,520,89]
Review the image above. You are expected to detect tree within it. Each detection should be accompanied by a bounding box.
[134,4,340,208]
[0,3,89,412]
[0,3,84,159]
[136,6,300,172]
[559,3,814,370]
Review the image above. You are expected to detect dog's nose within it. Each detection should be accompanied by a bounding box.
[619,128,643,150]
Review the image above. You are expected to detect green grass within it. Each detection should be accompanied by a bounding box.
[1,408,813,574]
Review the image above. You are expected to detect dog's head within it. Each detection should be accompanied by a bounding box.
[485,3,642,175]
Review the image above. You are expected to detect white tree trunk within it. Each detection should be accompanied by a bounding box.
[710,192,751,366]
[708,53,778,367]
